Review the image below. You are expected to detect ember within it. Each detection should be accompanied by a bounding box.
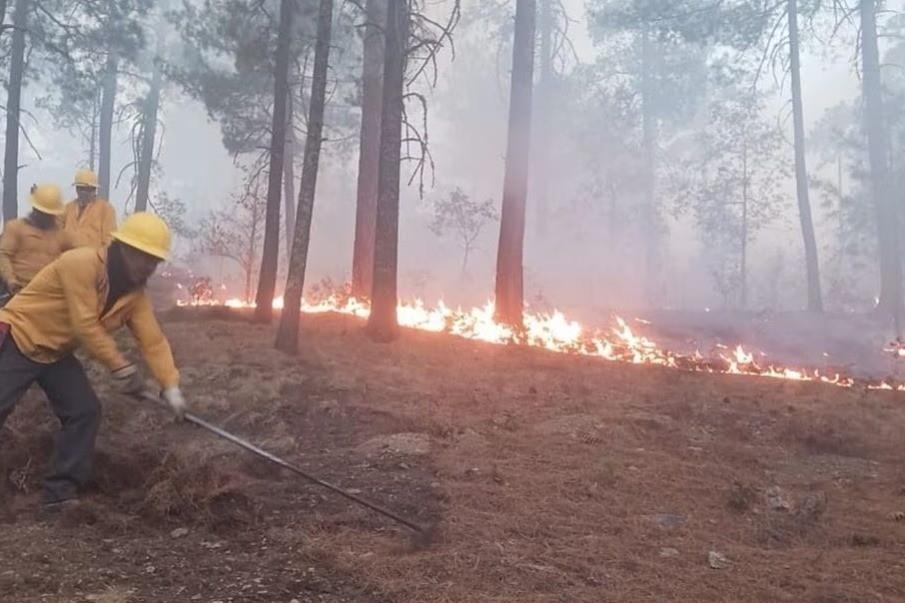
[179,296,905,391]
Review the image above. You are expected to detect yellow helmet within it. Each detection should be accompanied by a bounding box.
[111,212,171,260]
[28,184,65,216]
[73,169,98,189]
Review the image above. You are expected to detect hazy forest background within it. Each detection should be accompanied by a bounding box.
[2,0,904,331]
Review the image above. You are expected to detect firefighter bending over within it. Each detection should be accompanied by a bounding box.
[0,212,187,511]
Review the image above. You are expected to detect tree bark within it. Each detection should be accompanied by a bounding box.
[740,141,748,310]
[2,0,28,224]
[788,0,823,312]
[245,200,262,302]
[88,90,99,171]
[254,0,294,323]
[135,56,162,212]
[276,0,333,354]
[98,52,118,201]
[861,0,902,318]
[283,88,297,254]
[640,27,659,302]
[352,0,387,300]
[533,0,552,240]
[366,0,407,342]
[494,0,536,326]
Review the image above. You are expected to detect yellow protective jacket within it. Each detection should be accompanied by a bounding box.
[0,218,72,289]
[0,247,179,387]
[62,199,117,249]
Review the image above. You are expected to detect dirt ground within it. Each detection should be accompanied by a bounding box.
[2,309,905,602]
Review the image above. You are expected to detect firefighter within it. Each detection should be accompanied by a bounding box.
[62,169,117,248]
[0,212,187,511]
[0,184,71,303]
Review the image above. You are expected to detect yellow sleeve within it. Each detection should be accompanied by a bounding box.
[127,293,179,388]
[57,253,128,371]
[0,222,20,289]
[102,204,117,246]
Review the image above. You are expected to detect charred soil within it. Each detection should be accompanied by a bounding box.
[2,310,905,602]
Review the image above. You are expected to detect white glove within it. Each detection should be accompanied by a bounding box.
[162,386,187,421]
[112,363,144,396]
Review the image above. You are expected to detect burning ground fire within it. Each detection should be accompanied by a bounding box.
[178,293,905,392]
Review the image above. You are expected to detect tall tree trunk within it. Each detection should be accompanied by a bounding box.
[740,142,749,310]
[246,201,261,302]
[366,0,407,341]
[861,0,902,318]
[640,27,659,303]
[276,0,333,354]
[352,0,387,300]
[835,153,846,285]
[2,0,28,224]
[788,0,823,312]
[88,90,99,170]
[283,88,297,254]
[533,0,553,240]
[254,0,293,323]
[135,57,162,212]
[98,52,118,201]
[494,0,536,326]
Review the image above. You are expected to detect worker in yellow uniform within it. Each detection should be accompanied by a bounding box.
[0,185,72,303]
[0,212,187,512]
[62,169,117,248]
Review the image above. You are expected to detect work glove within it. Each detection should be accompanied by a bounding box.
[111,363,145,397]
[161,386,187,421]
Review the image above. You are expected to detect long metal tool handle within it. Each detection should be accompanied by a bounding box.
[142,393,424,533]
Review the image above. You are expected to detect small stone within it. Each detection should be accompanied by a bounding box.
[291,599,301,603]
[170,527,190,539]
[708,551,730,570]
[659,547,680,558]
[795,492,827,522]
[765,486,792,512]
[650,514,686,529]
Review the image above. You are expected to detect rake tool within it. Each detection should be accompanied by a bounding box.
[140,391,430,538]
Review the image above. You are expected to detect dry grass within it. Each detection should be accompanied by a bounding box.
[141,452,257,528]
[4,312,905,601]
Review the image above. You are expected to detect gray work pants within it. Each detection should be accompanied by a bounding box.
[0,327,102,503]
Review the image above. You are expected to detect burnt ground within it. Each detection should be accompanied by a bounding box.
[2,309,905,602]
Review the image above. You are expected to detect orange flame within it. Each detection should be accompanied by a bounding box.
[178,295,905,391]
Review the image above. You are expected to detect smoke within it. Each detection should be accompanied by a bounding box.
[9,0,903,342]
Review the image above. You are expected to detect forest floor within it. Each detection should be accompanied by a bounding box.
[2,309,905,602]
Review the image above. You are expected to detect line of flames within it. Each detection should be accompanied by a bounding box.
[177,295,905,392]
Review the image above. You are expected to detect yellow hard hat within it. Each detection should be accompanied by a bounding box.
[28,184,64,216]
[111,212,171,261]
[73,169,98,189]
